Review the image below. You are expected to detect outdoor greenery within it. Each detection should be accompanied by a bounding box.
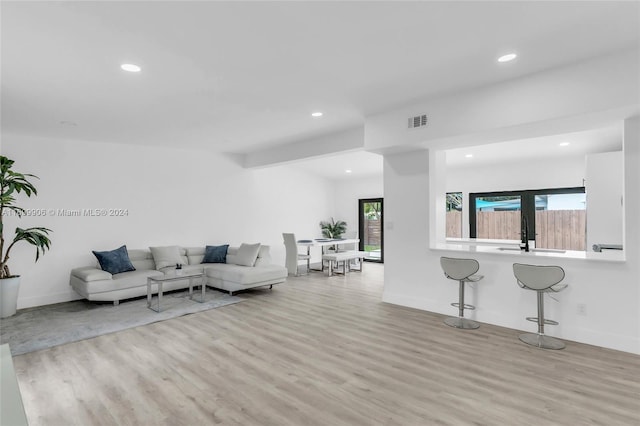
[319,218,347,239]
[446,192,463,212]
[364,202,382,220]
[0,156,52,279]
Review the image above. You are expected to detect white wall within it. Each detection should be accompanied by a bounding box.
[445,155,586,238]
[382,151,431,306]
[245,127,365,168]
[2,135,334,308]
[366,48,639,153]
[333,175,383,239]
[382,142,639,354]
[623,117,640,348]
[446,155,585,193]
[370,49,640,353]
[585,151,624,249]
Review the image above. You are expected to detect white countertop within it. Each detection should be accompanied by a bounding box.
[434,240,625,262]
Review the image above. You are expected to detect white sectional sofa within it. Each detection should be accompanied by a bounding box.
[70,245,287,304]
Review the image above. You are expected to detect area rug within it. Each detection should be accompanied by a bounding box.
[0,290,242,356]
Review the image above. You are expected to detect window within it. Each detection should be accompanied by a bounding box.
[446,192,462,238]
[534,192,586,250]
[470,187,586,250]
[474,195,521,240]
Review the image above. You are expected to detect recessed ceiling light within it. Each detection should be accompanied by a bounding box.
[59,120,77,126]
[345,169,352,174]
[497,53,517,63]
[559,142,570,147]
[121,63,141,72]
[465,154,473,158]
[311,112,323,117]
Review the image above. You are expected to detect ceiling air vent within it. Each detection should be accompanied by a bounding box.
[408,114,428,129]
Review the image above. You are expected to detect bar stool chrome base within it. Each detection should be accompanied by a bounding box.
[518,333,566,350]
[444,317,480,329]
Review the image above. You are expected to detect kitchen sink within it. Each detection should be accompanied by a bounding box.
[497,247,566,254]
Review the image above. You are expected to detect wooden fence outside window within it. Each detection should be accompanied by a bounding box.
[446,210,586,251]
[363,219,381,246]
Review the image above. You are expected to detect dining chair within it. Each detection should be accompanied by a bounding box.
[282,233,311,276]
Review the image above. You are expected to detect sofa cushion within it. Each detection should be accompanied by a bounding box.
[186,247,205,265]
[202,245,229,263]
[71,267,113,282]
[150,246,183,269]
[92,245,136,275]
[205,264,287,286]
[254,245,271,267]
[128,249,156,271]
[74,269,164,294]
[233,243,261,266]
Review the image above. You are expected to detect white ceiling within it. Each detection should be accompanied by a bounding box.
[285,124,623,180]
[288,150,384,181]
[2,1,639,157]
[445,125,623,169]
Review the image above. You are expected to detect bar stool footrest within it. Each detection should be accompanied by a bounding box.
[525,317,559,325]
[451,302,475,310]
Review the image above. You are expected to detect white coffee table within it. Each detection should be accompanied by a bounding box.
[147,270,206,312]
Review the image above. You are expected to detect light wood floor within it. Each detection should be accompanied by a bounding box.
[13,263,640,426]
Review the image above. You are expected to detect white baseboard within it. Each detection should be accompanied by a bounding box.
[560,326,639,355]
[382,292,448,316]
[17,292,82,309]
[381,291,639,355]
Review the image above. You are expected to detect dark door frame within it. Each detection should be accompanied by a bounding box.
[358,198,383,263]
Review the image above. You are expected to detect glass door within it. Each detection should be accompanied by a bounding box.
[358,198,383,263]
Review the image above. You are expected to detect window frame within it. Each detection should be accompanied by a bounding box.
[358,198,384,263]
[469,186,586,241]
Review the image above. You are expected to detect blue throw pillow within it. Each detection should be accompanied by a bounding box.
[92,245,136,275]
[202,245,229,264]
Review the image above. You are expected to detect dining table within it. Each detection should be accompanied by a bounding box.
[296,238,360,272]
[297,238,360,252]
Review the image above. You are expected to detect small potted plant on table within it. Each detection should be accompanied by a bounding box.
[319,218,347,252]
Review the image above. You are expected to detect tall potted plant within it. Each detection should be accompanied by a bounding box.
[0,156,52,318]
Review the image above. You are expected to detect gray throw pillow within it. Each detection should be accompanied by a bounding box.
[202,245,229,263]
[149,246,182,270]
[92,245,136,275]
[235,243,261,266]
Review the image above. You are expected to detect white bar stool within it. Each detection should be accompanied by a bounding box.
[513,263,568,350]
[440,257,483,329]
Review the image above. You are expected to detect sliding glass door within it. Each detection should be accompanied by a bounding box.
[358,198,383,263]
